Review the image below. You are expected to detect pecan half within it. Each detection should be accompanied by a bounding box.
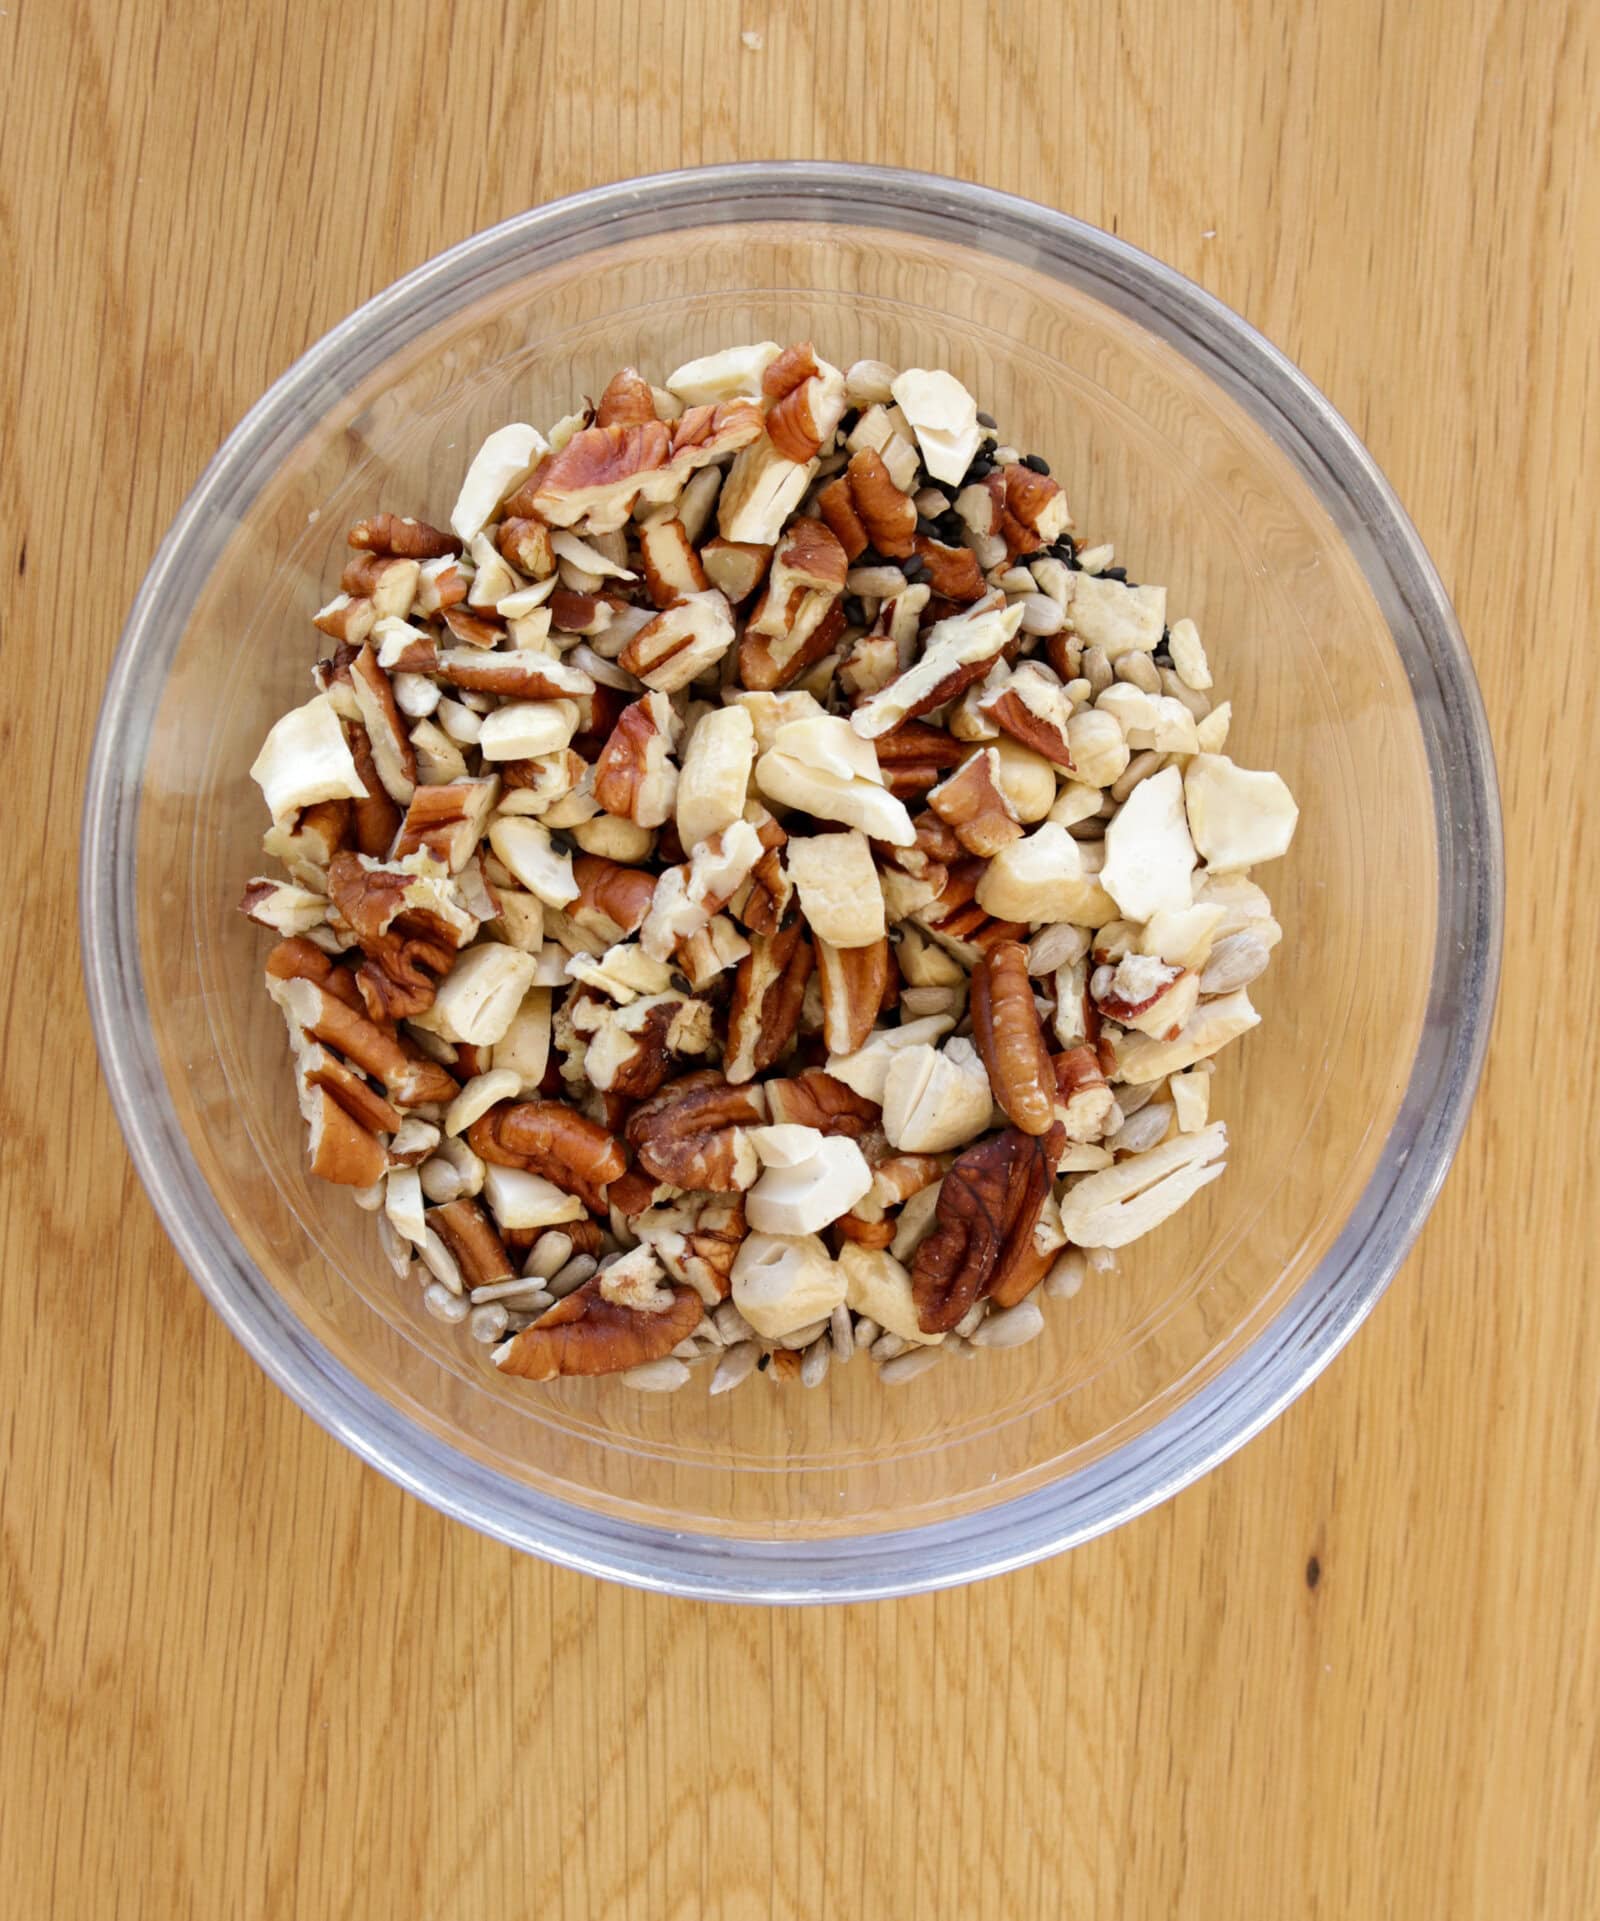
[493,1273,703,1380]
[626,1071,768,1191]
[466,1100,628,1212]
[816,448,917,560]
[814,935,894,1056]
[968,940,1057,1136]
[911,1124,1063,1331]
[347,513,460,559]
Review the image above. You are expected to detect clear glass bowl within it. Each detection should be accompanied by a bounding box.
[81,165,1502,1602]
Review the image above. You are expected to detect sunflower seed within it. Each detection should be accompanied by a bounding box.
[870,1331,908,1362]
[1114,651,1160,694]
[621,1358,691,1392]
[546,1253,596,1298]
[1108,1103,1172,1154]
[1044,1249,1087,1299]
[878,1346,944,1384]
[830,1302,855,1361]
[423,1280,469,1323]
[710,1341,759,1395]
[970,1299,1046,1348]
[713,1300,756,1345]
[801,1338,831,1387]
[523,1230,574,1280]
[1200,931,1271,994]
[420,1228,462,1294]
[1111,749,1166,804]
[468,1302,509,1343]
[853,1315,880,1349]
[954,1299,988,1339]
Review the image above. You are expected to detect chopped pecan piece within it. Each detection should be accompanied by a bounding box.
[346,721,403,857]
[619,589,737,693]
[911,535,986,601]
[466,1100,628,1212]
[626,1071,768,1191]
[593,692,680,828]
[814,935,894,1056]
[919,858,1027,962]
[498,517,555,578]
[639,517,710,608]
[1051,1045,1116,1141]
[347,513,460,559]
[428,1197,514,1288]
[594,366,658,428]
[763,1067,880,1137]
[508,420,672,533]
[724,919,815,1083]
[927,748,1023,858]
[493,1273,704,1380]
[570,854,657,939]
[816,447,917,560]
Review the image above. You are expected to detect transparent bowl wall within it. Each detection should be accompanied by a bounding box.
[83,168,1500,1601]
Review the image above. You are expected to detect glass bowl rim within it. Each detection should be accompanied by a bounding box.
[80,162,1503,1603]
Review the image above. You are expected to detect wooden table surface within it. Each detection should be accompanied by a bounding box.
[5,2,1597,1914]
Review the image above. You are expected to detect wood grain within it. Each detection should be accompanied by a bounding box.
[3,0,1597,1914]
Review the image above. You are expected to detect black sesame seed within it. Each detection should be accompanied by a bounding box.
[902,558,929,583]
[757,1352,771,1372]
[915,514,942,539]
[1021,453,1050,475]
[975,410,998,429]
[965,457,995,482]
[856,546,882,570]
[1101,565,1128,582]
[844,597,868,627]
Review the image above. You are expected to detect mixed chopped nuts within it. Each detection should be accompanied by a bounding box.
[242,345,1299,1393]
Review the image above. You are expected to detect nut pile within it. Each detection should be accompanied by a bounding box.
[241,343,1298,1394]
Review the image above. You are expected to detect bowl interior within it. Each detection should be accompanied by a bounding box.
[109,200,1448,1576]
